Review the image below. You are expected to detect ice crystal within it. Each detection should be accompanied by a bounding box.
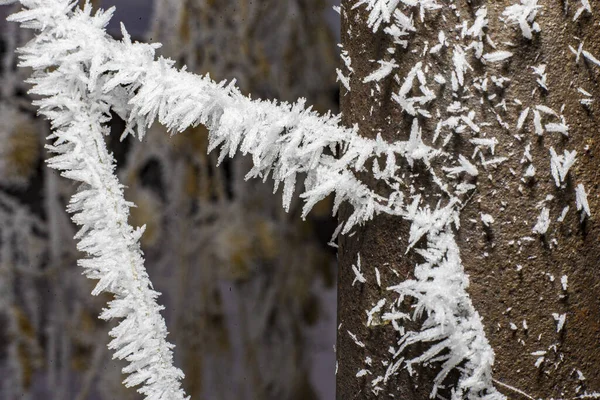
[532,207,550,235]
[364,60,399,83]
[482,51,513,63]
[573,0,592,21]
[549,147,576,187]
[575,183,591,219]
[502,0,542,40]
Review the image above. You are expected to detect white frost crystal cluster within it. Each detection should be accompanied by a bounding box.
[549,147,577,187]
[502,0,542,39]
[532,207,550,235]
[575,183,591,219]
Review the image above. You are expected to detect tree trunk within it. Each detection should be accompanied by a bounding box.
[337,1,600,399]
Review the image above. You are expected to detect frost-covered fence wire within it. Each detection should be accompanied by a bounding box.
[9,2,188,399]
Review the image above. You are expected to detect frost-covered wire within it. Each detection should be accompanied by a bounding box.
[100,30,443,235]
[389,201,503,400]
[9,2,188,399]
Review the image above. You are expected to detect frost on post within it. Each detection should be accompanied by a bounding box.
[549,147,577,188]
[575,183,591,220]
[501,0,542,39]
[351,1,504,398]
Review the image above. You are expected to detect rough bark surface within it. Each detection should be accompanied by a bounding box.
[336,3,449,399]
[337,1,600,399]
[462,2,600,398]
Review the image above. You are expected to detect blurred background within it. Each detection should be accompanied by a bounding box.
[0,0,340,399]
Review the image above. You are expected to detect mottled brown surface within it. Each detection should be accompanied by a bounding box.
[337,1,600,399]
[336,2,451,399]
[462,2,600,398]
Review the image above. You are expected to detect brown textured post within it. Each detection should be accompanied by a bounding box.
[336,1,600,399]
[336,2,443,399]
[460,2,600,398]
